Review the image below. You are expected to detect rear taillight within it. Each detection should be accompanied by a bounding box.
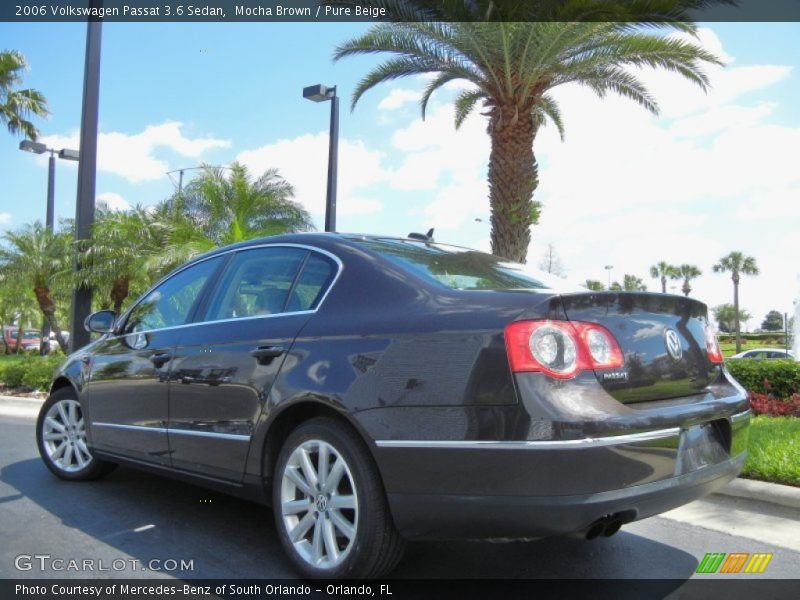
[505,320,623,379]
[705,326,724,364]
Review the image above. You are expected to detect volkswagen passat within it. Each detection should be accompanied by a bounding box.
[37,234,750,578]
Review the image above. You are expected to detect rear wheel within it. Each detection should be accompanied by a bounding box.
[273,417,405,578]
[36,388,116,481]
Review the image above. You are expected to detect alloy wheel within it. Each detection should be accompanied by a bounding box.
[41,399,93,473]
[279,439,359,570]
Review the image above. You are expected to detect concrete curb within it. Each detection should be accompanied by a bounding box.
[0,394,45,405]
[714,477,800,510]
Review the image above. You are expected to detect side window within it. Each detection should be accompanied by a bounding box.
[287,253,336,312]
[202,247,308,322]
[124,256,223,333]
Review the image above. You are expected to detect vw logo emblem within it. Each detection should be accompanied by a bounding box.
[315,494,328,512]
[664,329,683,361]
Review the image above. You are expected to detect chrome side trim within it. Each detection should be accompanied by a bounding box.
[92,422,250,441]
[168,428,251,442]
[112,242,344,337]
[375,427,681,450]
[730,409,752,424]
[93,422,167,434]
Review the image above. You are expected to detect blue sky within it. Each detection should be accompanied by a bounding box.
[1,22,799,328]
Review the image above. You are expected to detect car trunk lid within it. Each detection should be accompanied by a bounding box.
[560,292,718,404]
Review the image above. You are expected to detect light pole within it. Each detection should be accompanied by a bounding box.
[70,1,103,352]
[604,265,614,289]
[18,140,80,354]
[303,84,339,232]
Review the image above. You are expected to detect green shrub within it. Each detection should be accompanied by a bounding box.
[21,358,61,391]
[727,359,800,399]
[0,356,62,391]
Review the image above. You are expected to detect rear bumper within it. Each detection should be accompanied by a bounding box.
[373,408,750,540]
[387,452,745,540]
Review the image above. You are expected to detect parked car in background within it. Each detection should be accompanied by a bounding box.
[729,348,794,360]
[37,234,750,578]
[3,327,41,352]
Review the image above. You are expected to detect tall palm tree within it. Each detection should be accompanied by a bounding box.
[0,50,49,140]
[0,222,71,352]
[676,264,702,297]
[334,6,721,262]
[650,261,680,293]
[81,207,166,315]
[713,252,758,353]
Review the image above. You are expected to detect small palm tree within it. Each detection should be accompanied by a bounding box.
[611,274,647,292]
[649,261,680,294]
[164,162,314,255]
[584,279,605,291]
[713,252,759,353]
[676,264,702,297]
[0,50,49,140]
[334,6,721,262]
[81,207,166,315]
[0,222,71,351]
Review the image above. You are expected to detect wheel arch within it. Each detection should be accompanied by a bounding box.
[50,376,77,396]
[259,399,382,503]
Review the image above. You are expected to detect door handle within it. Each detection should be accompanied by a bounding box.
[150,352,173,367]
[250,345,285,364]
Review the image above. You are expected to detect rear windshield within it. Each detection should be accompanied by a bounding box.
[361,238,558,291]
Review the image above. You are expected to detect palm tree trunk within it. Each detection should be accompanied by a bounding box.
[15,322,23,354]
[111,277,130,315]
[733,275,741,353]
[33,287,68,353]
[488,106,538,263]
[682,280,691,296]
[661,276,667,293]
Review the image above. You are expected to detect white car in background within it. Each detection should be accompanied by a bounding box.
[729,348,794,360]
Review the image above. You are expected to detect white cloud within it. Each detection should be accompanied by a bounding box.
[0,213,11,225]
[96,192,131,212]
[378,89,421,111]
[40,122,231,183]
[236,133,389,218]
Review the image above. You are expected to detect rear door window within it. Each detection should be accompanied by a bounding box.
[201,247,308,322]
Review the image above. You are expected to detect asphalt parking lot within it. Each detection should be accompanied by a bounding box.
[1,402,799,582]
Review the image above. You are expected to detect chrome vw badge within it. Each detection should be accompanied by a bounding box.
[664,329,683,361]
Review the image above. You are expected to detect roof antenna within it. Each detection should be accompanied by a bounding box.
[408,228,435,242]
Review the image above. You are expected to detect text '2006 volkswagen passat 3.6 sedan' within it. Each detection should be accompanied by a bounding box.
[37,233,750,578]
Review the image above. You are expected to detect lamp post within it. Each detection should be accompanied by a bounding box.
[303,84,339,232]
[70,2,103,352]
[604,265,614,289]
[18,140,80,354]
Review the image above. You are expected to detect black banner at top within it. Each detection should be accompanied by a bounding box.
[3,0,800,23]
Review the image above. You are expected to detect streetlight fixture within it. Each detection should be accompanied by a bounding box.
[303,83,339,233]
[18,139,80,355]
[604,265,614,289]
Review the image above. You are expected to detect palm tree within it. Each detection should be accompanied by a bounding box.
[165,162,313,255]
[713,252,759,353]
[81,207,166,315]
[334,6,721,262]
[0,50,49,140]
[611,274,647,292]
[0,222,71,351]
[584,279,605,291]
[649,261,679,293]
[676,264,702,297]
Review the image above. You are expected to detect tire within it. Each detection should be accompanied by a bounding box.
[36,387,116,481]
[272,417,405,579]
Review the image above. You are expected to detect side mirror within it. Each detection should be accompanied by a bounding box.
[84,310,116,334]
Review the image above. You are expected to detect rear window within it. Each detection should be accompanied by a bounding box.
[360,238,558,291]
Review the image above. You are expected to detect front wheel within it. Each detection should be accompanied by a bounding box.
[273,417,405,579]
[36,388,116,481]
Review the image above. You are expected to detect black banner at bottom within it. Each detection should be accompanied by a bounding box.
[3,579,800,600]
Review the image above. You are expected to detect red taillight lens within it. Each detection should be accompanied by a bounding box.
[505,320,623,379]
[705,326,724,364]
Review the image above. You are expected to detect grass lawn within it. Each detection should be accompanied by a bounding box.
[742,416,800,487]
